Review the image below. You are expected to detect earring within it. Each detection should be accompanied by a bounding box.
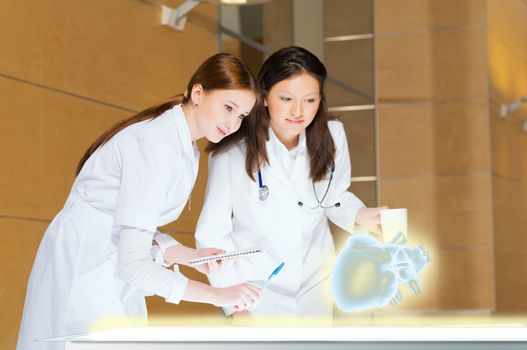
[192,102,198,109]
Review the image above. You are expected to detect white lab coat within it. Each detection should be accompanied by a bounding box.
[195,120,365,319]
[17,105,197,350]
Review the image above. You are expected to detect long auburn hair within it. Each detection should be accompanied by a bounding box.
[76,53,256,175]
[207,46,336,182]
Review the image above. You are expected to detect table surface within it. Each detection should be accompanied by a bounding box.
[44,325,527,343]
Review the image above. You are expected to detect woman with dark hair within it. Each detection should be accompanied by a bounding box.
[18,53,261,350]
[196,47,385,320]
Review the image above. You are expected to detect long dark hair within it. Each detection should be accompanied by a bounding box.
[76,53,256,175]
[207,46,336,182]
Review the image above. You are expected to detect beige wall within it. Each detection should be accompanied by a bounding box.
[0,0,218,348]
[488,0,527,313]
[375,0,495,311]
[263,0,293,54]
[323,0,378,268]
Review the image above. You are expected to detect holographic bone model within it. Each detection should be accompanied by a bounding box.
[331,232,431,312]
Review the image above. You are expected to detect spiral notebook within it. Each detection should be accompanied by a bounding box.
[187,247,262,266]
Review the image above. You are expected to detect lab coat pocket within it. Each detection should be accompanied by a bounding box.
[72,203,116,276]
[64,256,124,331]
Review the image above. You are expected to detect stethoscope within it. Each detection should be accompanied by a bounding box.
[257,167,341,209]
[257,170,270,201]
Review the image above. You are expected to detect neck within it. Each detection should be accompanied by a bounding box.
[181,103,203,141]
[270,124,299,150]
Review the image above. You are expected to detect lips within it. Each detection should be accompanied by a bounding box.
[286,118,304,125]
[217,126,227,137]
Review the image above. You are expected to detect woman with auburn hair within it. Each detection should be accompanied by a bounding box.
[18,53,260,350]
[196,47,385,320]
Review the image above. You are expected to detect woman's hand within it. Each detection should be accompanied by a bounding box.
[163,245,227,274]
[355,206,388,235]
[192,248,227,275]
[211,283,262,312]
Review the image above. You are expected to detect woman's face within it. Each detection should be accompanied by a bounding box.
[194,87,256,143]
[265,72,321,142]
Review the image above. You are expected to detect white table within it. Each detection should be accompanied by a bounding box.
[41,326,527,350]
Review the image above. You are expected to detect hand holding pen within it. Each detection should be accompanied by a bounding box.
[246,262,285,312]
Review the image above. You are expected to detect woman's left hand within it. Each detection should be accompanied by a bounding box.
[192,248,227,275]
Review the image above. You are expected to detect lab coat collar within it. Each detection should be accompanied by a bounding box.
[264,127,309,189]
[172,104,199,163]
[267,127,307,156]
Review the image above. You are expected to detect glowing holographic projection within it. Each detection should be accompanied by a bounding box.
[331,232,431,312]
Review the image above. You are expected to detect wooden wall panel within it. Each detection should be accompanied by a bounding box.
[380,174,493,248]
[488,0,527,313]
[375,0,485,34]
[324,0,373,37]
[41,0,217,111]
[375,0,493,311]
[377,28,487,102]
[495,249,527,312]
[0,0,42,82]
[42,92,130,218]
[0,79,43,218]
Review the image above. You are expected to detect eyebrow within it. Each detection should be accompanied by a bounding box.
[277,90,318,97]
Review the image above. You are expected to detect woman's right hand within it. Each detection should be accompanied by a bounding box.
[355,206,387,235]
[212,283,262,312]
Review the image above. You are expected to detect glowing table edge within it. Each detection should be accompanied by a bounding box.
[40,326,527,349]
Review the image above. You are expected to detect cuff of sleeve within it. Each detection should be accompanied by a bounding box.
[153,232,181,267]
[222,306,236,316]
[327,192,366,232]
[165,270,189,304]
[346,204,366,234]
[115,207,160,232]
[151,245,164,265]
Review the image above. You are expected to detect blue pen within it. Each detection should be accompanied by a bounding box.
[261,262,285,290]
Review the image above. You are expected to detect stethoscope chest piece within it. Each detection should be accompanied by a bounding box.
[258,185,269,201]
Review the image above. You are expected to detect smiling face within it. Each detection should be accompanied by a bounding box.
[265,72,321,147]
[192,87,256,143]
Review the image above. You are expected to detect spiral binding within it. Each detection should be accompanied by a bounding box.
[187,248,262,265]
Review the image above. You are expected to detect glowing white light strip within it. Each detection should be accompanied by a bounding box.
[221,0,248,4]
[44,326,527,343]
[351,176,377,182]
[329,105,375,112]
[325,34,374,42]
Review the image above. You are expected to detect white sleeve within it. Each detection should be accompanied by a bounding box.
[324,121,366,232]
[151,231,181,267]
[118,226,189,304]
[114,138,176,232]
[195,152,241,315]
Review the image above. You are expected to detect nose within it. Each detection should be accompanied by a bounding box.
[290,102,303,119]
[224,116,237,134]
[224,122,232,134]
